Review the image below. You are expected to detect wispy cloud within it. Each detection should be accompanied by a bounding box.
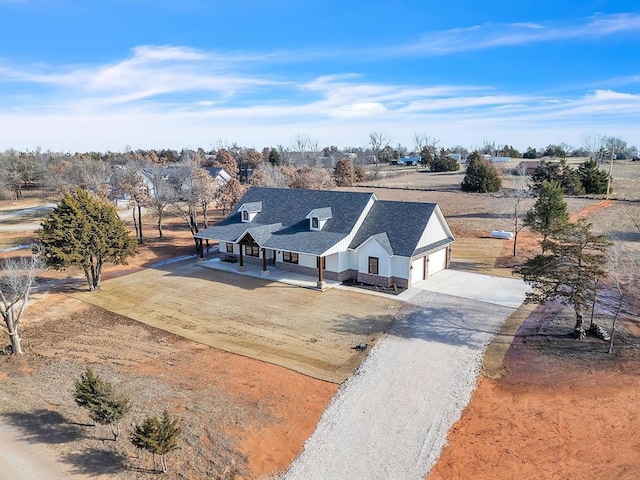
[0,12,638,151]
[1,45,287,111]
[378,13,639,57]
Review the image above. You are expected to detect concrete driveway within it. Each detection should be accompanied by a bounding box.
[283,271,530,480]
[402,269,530,308]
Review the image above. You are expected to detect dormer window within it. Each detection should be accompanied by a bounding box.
[306,207,332,231]
[238,201,262,223]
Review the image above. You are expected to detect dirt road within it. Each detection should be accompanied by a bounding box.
[0,420,84,480]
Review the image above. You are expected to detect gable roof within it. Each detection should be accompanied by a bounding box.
[306,207,333,220]
[239,201,263,213]
[203,166,230,179]
[196,187,375,255]
[355,232,394,256]
[349,200,443,257]
[196,187,453,258]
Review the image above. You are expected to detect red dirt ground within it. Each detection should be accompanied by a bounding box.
[3,192,639,479]
[429,199,640,480]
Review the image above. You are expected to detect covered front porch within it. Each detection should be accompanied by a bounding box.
[199,255,339,291]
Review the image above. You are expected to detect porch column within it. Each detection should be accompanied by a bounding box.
[261,248,269,277]
[198,238,204,260]
[446,246,451,268]
[317,256,325,290]
[238,245,246,272]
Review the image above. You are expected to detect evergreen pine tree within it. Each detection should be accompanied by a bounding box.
[39,188,137,291]
[74,367,131,441]
[578,158,610,194]
[523,180,570,251]
[461,152,501,192]
[131,410,182,473]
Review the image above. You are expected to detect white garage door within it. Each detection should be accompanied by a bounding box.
[428,248,447,276]
[410,256,425,285]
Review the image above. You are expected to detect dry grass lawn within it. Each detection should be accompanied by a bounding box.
[71,260,401,383]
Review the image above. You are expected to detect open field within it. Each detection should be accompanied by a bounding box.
[360,157,639,201]
[71,262,400,384]
[1,178,639,479]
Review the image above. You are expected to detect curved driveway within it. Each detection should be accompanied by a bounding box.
[283,270,529,480]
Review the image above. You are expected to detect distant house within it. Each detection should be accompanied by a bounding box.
[141,166,229,198]
[516,160,541,175]
[203,167,232,187]
[195,187,454,289]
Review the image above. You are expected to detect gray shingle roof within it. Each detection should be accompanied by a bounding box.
[196,188,453,257]
[239,201,263,213]
[349,200,445,257]
[307,207,333,221]
[196,187,375,255]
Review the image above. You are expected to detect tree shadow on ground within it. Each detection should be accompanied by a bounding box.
[2,410,83,444]
[448,261,494,273]
[607,231,640,242]
[61,447,128,476]
[446,212,511,219]
[330,292,514,350]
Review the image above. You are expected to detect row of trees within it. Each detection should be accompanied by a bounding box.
[74,367,181,473]
[461,154,612,196]
[3,132,632,199]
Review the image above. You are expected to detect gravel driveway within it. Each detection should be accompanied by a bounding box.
[283,273,528,480]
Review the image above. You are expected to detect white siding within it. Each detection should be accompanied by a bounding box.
[391,256,410,280]
[416,211,449,250]
[299,253,317,269]
[356,238,390,276]
[428,248,447,276]
[410,257,425,285]
[328,250,352,272]
[322,196,377,256]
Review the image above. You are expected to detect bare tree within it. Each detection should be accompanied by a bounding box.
[190,168,218,229]
[369,132,391,164]
[581,133,607,164]
[502,171,532,256]
[605,136,627,157]
[0,256,44,355]
[250,163,291,188]
[413,133,439,156]
[214,178,247,215]
[116,161,147,244]
[212,149,239,178]
[0,149,25,199]
[289,167,336,190]
[291,133,321,166]
[144,167,176,238]
[606,242,639,353]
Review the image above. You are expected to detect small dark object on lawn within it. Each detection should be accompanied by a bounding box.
[223,255,238,263]
[352,343,368,351]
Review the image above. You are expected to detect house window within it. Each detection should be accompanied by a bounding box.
[283,251,298,264]
[368,257,379,275]
[242,210,249,221]
[226,243,234,253]
[311,217,319,229]
[245,245,259,257]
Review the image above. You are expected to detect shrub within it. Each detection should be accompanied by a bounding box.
[461,152,502,192]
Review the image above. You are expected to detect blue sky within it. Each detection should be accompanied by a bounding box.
[0,0,638,152]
